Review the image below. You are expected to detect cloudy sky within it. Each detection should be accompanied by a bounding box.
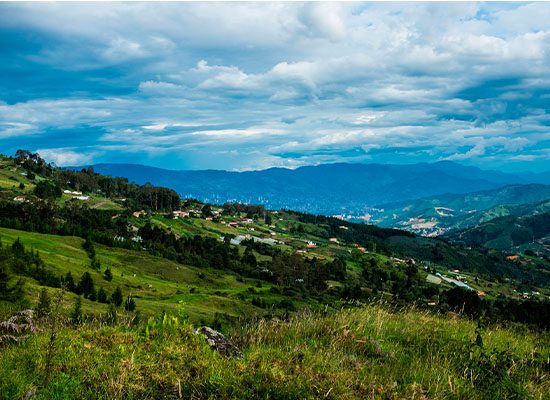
[0,2,549,172]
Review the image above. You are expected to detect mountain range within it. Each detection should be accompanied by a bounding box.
[369,184,550,236]
[75,161,550,219]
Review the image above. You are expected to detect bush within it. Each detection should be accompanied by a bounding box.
[34,180,62,200]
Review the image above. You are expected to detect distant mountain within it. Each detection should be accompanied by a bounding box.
[443,200,550,254]
[73,161,549,216]
[370,184,550,236]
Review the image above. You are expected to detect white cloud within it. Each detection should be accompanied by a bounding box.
[1,2,549,171]
[36,148,96,166]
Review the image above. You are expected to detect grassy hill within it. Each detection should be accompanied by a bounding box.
[2,304,549,399]
[1,151,549,399]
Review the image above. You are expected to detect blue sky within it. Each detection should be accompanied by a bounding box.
[0,2,549,172]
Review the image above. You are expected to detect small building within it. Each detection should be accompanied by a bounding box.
[306,241,316,248]
[329,238,339,243]
[132,210,146,218]
[72,195,89,201]
[173,210,190,218]
[506,255,520,262]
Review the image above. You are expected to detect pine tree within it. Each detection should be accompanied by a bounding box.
[35,288,51,319]
[11,238,24,256]
[97,287,108,303]
[70,296,82,325]
[0,265,11,299]
[77,272,95,298]
[124,295,136,312]
[103,268,113,282]
[111,286,123,307]
[64,272,76,292]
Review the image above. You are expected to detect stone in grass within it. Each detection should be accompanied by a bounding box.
[195,326,243,358]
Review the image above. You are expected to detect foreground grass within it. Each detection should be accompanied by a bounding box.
[2,304,549,399]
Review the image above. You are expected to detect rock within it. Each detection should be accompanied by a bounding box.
[24,388,36,400]
[195,326,243,358]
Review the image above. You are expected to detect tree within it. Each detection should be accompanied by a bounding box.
[63,272,76,292]
[97,287,108,303]
[0,265,13,301]
[33,180,62,200]
[264,213,272,225]
[76,272,95,299]
[11,238,25,256]
[201,204,213,218]
[70,296,83,325]
[124,295,136,312]
[111,286,123,307]
[103,268,113,282]
[35,288,51,320]
[82,236,95,259]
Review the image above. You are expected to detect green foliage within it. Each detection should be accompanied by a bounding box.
[97,287,107,304]
[110,286,123,307]
[103,268,112,282]
[33,180,62,200]
[70,296,82,325]
[124,295,136,312]
[35,288,51,320]
[105,303,117,325]
[76,272,95,300]
[1,306,548,399]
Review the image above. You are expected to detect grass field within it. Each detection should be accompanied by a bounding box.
[1,304,548,399]
[0,227,290,324]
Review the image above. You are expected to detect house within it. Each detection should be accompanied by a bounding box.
[241,218,254,224]
[329,238,339,243]
[228,222,239,228]
[477,291,486,297]
[132,210,146,218]
[173,210,190,218]
[306,241,316,248]
[339,225,349,230]
[72,195,89,201]
[13,196,28,202]
[64,190,83,195]
[427,301,437,306]
[205,217,213,221]
[506,255,520,262]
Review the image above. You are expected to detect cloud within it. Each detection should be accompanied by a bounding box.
[0,2,549,172]
[36,148,96,166]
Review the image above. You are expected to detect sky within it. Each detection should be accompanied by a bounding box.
[0,2,549,172]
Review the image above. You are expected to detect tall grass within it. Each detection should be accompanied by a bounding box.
[1,303,548,399]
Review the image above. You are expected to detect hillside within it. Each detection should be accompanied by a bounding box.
[75,161,546,216]
[1,151,549,399]
[445,201,550,253]
[369,184,550,236]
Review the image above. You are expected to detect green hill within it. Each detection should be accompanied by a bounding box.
[1,150,549,399]
[445,201,550,253]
